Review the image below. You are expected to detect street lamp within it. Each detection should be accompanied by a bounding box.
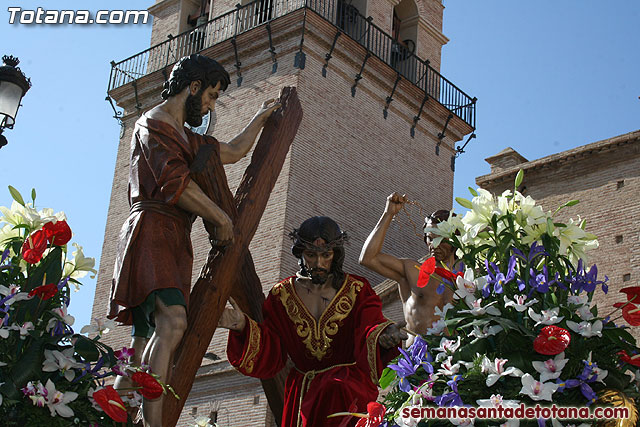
[0,55,31,149]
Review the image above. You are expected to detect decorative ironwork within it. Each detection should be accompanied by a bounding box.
[383,74,401,119]
[107,0,476,129]
[351,52,370,97]
[266,23,278,74]
[294,7,307,69]
[322,30,341,77]
[410,92,429,138]
[436,113,453,155]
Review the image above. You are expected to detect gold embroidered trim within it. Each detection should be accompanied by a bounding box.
[238,317,261,374]
[367,320,394,384]
[273,274,363,361]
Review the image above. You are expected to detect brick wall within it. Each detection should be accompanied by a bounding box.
[476,132,640,339]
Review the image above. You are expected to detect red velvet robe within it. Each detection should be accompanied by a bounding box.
[227,274,399,427]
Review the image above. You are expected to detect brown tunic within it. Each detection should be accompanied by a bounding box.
[108,114,219,325]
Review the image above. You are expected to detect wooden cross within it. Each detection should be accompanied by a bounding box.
[163,87,302,426]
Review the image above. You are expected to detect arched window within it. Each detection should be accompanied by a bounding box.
[391,0,418,81]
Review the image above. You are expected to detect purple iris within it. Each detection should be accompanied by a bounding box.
[556,362,598,405]
[0,248,11,271]
[528,265,557,295]
[484,257,516,297]
[388,348,419,392]
[568,260,608,294]
[434,375,464,407]
[512,242,547,264]
[408,336,434,374]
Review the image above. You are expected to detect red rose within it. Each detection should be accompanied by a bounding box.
[533,325,571,355]
[355,402,386,427]
[28,283,58,300]
[417,257,436,288]
[93,386,128,423]
[43,220,72,246]
[618,350,640,367]
[21,229,48,264]
[132,372,164,399]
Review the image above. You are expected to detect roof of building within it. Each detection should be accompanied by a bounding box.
[476,129,640,187]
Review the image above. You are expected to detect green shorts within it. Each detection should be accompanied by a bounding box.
[131,288,186,338]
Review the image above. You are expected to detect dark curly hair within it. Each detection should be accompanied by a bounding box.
[290,216,349,288]
[161,54,230,100]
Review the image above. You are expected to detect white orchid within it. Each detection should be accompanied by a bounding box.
[46,306,75,332]
[460,297,501,316]
[44,379,78,417]
[81,317,117,336]
[566,320,603,337]
[482,357,523,387]
[11,321,35,339]
[0,284,30,305]
[42,348,83,381]
[519,374,559,401]
[469,323,503,339]
[476,394,520,426]
[434,336,461,361]
[585,351,608,383]
[426,319,446,335]
[63,243,97,285]
[576,305,595,320]
[434,303,454,319]
[527,307,564,326]
[504,294,538,312]
[532,352,568,383]
[437,355,461,376]
[454,269,483,300]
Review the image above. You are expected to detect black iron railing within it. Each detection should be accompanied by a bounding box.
[108,0,475,128]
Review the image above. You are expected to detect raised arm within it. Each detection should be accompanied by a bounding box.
[359,192,410,284]
[219,98,281,164]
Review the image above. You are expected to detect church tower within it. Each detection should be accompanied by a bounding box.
[95,0,475,424]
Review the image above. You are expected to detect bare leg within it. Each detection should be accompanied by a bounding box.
[141,298,187,427]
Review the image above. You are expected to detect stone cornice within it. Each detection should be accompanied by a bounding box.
[417,15,449,46]
[148,0,183,17]
[476,130,640,188]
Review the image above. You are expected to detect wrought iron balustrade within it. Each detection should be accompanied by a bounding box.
[108,0,475,128]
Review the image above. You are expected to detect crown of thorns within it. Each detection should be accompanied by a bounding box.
[289,229,349,251]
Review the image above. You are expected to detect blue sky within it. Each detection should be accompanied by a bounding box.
[1,1,638,330]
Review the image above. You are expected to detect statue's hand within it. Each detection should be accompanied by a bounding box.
[254,98,281,126]
[378,320,408,349]
[384,192,408,216]
[218,298,246,332]
[212,213,234,246]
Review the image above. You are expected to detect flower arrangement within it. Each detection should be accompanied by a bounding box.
[0,186,174,425]
[379,172,640,426]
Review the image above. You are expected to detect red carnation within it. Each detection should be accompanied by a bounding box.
[93,386,128,423]
[355,402,386,427]
[132,372,164,399]
[417,257,436,288]
[533,325,571,355]
[43,220,72,246]
[21,229,48,264]
[618,350,640,367]
[28,283,58,300]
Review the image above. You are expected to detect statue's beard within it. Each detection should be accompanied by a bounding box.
[310,268,329,285]
[185,90,204,127]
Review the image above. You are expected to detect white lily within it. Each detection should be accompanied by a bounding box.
[42,348,82,381]
[527,307,564,326]
[566,320,602,337]
[532,352,568,383]
[483,357,523,387]
[63,243,97,285]
[504,294,538,312]
[519,373,559,401]
[81,317,117,336]
[460,297,501,316]
[44,379,78,417]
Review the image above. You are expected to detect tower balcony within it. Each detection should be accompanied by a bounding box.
[107,0,476,130]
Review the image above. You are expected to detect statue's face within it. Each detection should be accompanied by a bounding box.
[185,81,221,127]
[425,219,455,263]
[302,238,335,285]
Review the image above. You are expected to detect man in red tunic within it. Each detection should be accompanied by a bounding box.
[219,216,406,427]
[108,54,279,426]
